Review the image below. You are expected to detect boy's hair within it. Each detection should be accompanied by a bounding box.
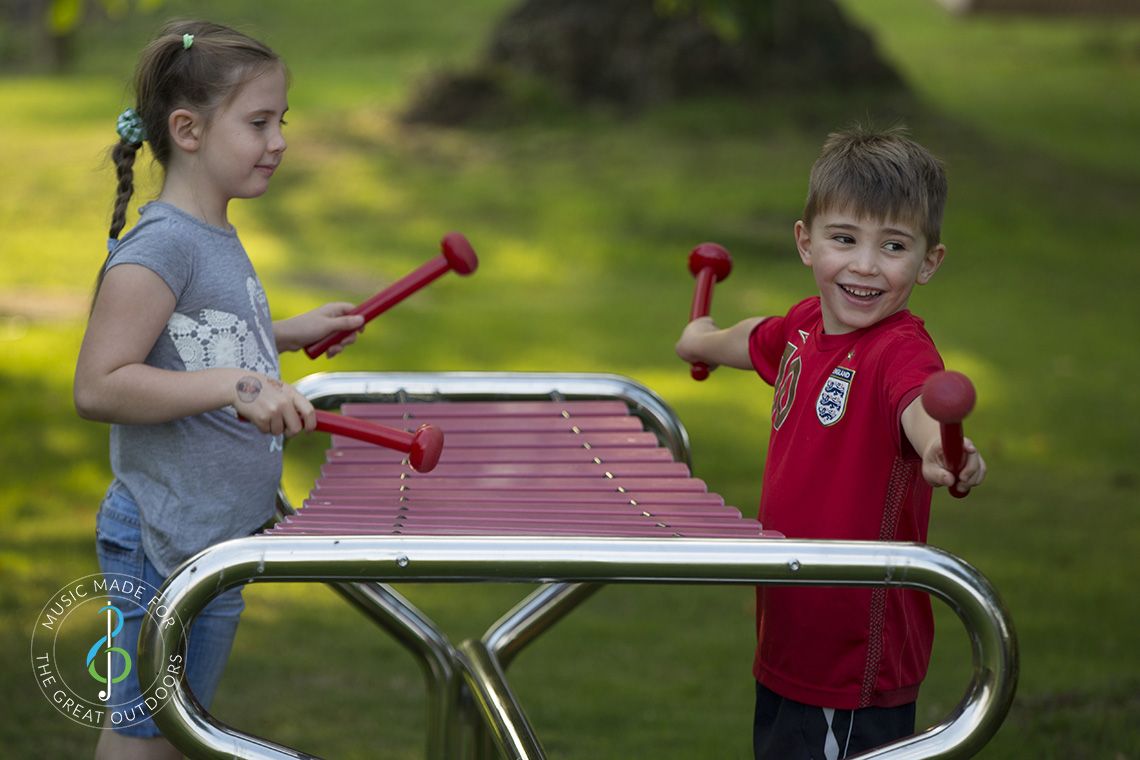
[108,20,282,242]
[803,124,947,248]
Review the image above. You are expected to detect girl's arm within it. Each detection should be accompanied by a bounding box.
[675,316,766,372]
[901,397,986,493]
[273,303,364,357]
[74,264,314,436]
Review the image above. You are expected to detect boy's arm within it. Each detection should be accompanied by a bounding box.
[901,397,987,494]
[675,316,767,371]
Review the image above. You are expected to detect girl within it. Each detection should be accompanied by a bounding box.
[74,20,363,759]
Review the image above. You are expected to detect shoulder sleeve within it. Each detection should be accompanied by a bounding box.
[882,324,944,424]
[748,316,783,385]
[105,217,192,300]
[748,298,817,385]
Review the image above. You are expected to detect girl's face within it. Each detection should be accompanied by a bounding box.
[198,63,288,206]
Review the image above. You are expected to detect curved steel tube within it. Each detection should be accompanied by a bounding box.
[482,582,602,668]
[139,535,1017,760]
[290,371,692,467]
[456,639,547,760]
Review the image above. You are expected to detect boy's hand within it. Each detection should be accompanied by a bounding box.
[675,316,764,372]
[275,303,365,357]
[233,374,316,438]
[921,436,987,494]
[675,316,719,368]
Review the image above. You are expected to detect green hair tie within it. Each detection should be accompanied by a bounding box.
[116,108,146,145]
[183,33,194,50]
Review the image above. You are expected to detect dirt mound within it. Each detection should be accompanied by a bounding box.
[403,0,905,125]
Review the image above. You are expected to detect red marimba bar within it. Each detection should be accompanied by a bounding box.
[272,400,779,541]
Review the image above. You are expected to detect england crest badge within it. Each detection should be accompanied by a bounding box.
[816,366,854,426]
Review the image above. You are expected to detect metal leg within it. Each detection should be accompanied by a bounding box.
[457,639,547,760]
[329,582,461,760]
[483,582,602,668]
[469,582,602,757]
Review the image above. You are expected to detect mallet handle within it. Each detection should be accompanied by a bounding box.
[689,269,718,380]
[314,410,413,449]
[687,243,732,382]
[304,233,478,359]
[305,257,450,359]
[315,411,442,473]
[689,268,717,323]
[940,420,969,499]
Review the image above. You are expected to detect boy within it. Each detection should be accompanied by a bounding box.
[675,125,986,759]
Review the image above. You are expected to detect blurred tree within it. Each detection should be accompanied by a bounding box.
[0,0,161,71]
[404,0,906,124]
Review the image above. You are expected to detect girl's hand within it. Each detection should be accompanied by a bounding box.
[233,373,316,437]
[275,303,365,357]
[921,436,987,494]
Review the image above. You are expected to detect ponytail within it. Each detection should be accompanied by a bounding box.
[108,138,140,243]
[96,131,141,300]
[107,105,146,249]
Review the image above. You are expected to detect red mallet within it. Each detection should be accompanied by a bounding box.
[922,370,977,499]
[687,243,733,380]
[304,232,479,359]
[315,411,443,472]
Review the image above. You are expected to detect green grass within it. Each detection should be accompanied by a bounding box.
[3,0,1139,757]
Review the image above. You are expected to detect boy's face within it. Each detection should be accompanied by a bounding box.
[795,211,945,335]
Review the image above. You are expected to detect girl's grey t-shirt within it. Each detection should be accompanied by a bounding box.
[105,202,283,576]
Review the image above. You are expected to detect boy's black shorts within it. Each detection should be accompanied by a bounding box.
[753,681,916,760]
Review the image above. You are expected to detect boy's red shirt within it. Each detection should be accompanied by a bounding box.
[748,297,943,709]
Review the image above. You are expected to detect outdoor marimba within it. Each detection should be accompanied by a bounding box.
[138,372,1017,760]
[275,398,779,541]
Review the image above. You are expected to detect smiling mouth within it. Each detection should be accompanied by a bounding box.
[840,284,883,300]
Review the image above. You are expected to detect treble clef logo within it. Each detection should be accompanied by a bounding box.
[85,603,131,702]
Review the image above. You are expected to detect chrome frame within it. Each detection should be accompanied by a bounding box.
[138,372,1017,759]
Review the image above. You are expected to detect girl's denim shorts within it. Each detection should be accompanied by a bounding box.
[95,482,245,738]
